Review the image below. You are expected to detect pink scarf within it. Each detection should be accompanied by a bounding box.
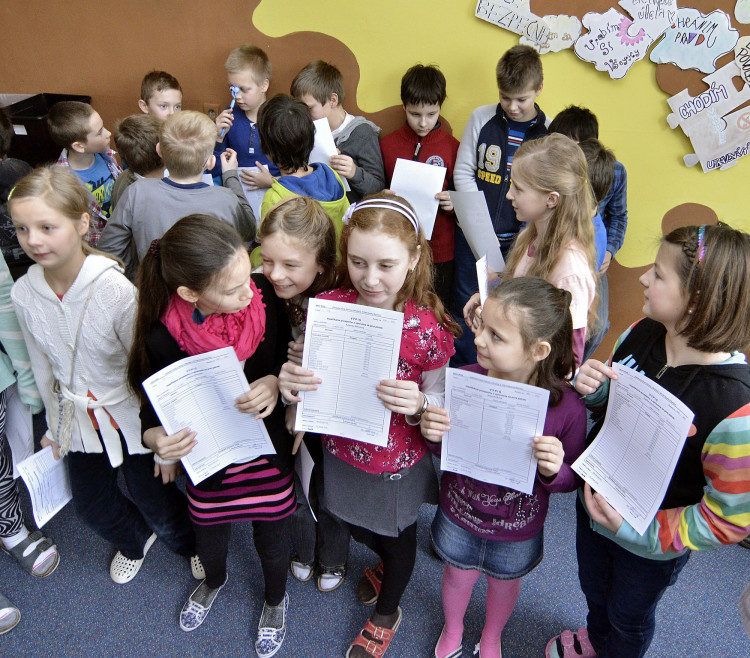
[161,280,266,359]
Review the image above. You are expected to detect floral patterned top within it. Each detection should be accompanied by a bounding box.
[319,288,455,474]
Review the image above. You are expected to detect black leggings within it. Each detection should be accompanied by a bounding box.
[195,516,291,606]
[350,521,418,616]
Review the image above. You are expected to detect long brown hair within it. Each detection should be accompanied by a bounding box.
[337,193,460,336]
[127,214,245,401]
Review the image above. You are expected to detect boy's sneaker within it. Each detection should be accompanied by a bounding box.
[290,557,313,582]
[255,592,289,658]
[317,567,345,592]
[179,576,227,632]
[190,554,205,579]
[110,533,156,584]
[0,593,20,635]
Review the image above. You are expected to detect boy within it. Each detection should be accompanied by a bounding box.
[452,45,547,366]
[110,114,164,210]
[291,60,385,202]
[213,44,279,191]
[379,64,458,307]
[138,70,183,121]
[46,101,122,245]
[256,94,348,243]
[99,111,255,277]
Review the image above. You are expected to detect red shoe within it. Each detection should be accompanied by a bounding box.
[346,608,402,657]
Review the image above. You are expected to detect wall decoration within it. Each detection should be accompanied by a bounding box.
[666,59,750,171]
[474,0,550,49]
[519,14,582,54]
[573,1,676,79]
[737,36,750,82]
[650,8,739,73]
[737,0,750,24]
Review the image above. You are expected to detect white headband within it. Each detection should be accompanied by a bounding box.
[342,198,421,235]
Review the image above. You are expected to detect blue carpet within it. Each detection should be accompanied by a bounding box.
[2,436,749,655]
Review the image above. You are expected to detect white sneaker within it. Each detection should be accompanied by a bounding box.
[110,533,157,584]
[179,576,227,632]
[290,558,313,582]
[255,592,289,657]
[317,568,345,592]
[190,554,205,580]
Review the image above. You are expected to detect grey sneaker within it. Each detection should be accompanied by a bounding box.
[0,593,20,635]
[179,576,227,632]
[255,592,289,658]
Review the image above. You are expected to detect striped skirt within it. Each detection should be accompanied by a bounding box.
[186,458,295,526]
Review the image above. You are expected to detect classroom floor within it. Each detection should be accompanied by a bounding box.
[3,440,749,656]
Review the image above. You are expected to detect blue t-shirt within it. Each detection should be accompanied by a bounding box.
[75,154,117,218]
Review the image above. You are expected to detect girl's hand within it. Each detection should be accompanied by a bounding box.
[278,362,321,403]
[435,190,454,213]
[154,461,180,484]
[220,147,239,173]
[284,404,306,455]
[329,153,356,179]
[533,435,564,478]
[216,108,234,140]
[575,359,618,395]
[240,163,273,190]
[463,292,482,332]
[287,336,305,366]
[421,405,451,442]
[143,426,197,460]
[40,436,61,461]
[236,374,278,419]
[376,379,421,415]
[583,482,623,533]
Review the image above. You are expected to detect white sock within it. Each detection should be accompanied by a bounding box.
[1,527,29,550]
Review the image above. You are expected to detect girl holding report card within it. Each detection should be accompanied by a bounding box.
[127,215,294,657]
[546,224,750,658]
[279,194,458,657]
[420,277,586,658]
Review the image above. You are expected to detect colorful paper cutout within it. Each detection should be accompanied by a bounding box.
[737,37,750,84]
[574,2,676,80]
[737,0,750,25]
[650,9,739,74]
[520,15,582,54]
[666,60,750,171]
[475,0,550,48]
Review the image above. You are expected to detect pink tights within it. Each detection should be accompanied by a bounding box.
[435,564,520,658]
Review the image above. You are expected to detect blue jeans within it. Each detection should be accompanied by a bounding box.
[67,441,194,560]
[575,497,690,658]
[451,228,515,367]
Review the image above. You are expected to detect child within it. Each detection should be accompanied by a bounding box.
[213,44,279,190]
[46,101,122,244]
[464,134,597,368]
[127,215,294,657]
[138,70,183,121]
[380,64,458,308]
[0,250,59,635]
[291,60,385,202]
[257,196,350,592]
[110,114,164,210]
[421,277,587,658]
[547,223,750,658]
[99,110,255,277]
[0,108,33,273]
[278,193,458,657]
[8,166,198,585]
[257,94,349,241]
[452,45,547,366]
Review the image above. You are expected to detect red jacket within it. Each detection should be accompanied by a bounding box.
[380,123,459,263]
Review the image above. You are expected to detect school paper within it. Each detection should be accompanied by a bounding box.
[142,347,276,485]
[4,384,33,479]
[17,446,72,527]
[476,255,489,306]
[294,441,317,522]
[238,167,268,226]
[572,363,694,535]
[295,298,403,447]
[310,118,350,191]
[450,191,505,273]
[390,158,447,239]
[441,367,549,495]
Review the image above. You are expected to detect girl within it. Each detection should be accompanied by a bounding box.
[279,193,459,657]
[8,166,197,585]
[258,195,350,592]
[547,224,750,658]
[421,277,587,658]
[127,215,294,658]
[464,133,598,368]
